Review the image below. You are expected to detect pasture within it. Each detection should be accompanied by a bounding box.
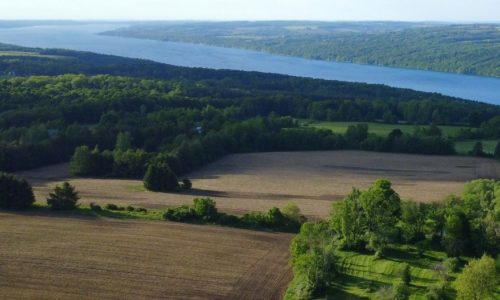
[18,151,499,218]
[301,120,471,138]
[0,212,292,299]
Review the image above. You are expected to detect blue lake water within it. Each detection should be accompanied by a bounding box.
[0,24,499,105]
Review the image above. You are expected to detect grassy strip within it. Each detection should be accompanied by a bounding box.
[30,203,164,221]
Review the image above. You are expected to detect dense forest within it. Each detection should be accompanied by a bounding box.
[0,43,499,178]
[104,21,500,77]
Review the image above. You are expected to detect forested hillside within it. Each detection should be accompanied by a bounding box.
[103,21,500,77]
[0,43,499,176]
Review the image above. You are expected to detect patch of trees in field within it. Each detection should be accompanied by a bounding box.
[286,179,500,299]
[103,22,500,77]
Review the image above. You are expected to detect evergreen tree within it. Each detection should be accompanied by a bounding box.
[143,163,179,192]
[47,182,80,210]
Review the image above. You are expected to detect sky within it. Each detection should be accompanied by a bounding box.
[0,0,498,22]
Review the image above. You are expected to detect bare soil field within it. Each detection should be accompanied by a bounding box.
[0,212,292,300]
[18,151,500,218]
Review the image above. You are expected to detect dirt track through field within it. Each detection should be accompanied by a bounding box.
[0,212,293,300]
[18,151,500,218]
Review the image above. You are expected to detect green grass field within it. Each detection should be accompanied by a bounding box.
[301,120,499,156]
[301,120,472,138]
[454,140,498,155]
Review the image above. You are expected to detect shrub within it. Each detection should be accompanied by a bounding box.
[192,198,218,221]
[46,182,80,210]
[425,282,447,300]
[163,205,196,222]
[393,281,410,300]
[0,172,35,209]
[126,205,135,212]
[400,263,411,285]
[216,213,241,226]
[180,178,192,190]
[136,207,148,213]
[105,203,119,210]
[90,202,102,212]
[443,257,460,273]
[143,163,179,192]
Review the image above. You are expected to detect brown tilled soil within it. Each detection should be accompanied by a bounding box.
[0,212,293,300]
[18,151,500,218]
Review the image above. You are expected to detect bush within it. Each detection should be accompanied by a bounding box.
[136,207,148,213]
[163,205,196,222]
[0,172,35,209]
[192,198,218,221]
[126,205,135,212]
[143,163,179,192]
[105,203,119,210]
[180,178,192,190]
[90,202,102,212]
[46,182,80,210]
[216,213,241,226]
[393,282,410,300]
[400,263,411,285]
[443,257,460,273]
[425,282,447,300]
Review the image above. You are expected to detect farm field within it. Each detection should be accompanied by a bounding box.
[18,151,500,218]
[0,211,293,300]
[301,120,471,138]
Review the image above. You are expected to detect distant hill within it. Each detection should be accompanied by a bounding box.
[103,21,500,77]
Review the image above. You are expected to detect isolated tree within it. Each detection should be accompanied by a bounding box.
[143,163,179,192]
[454,255,497,300]
[47,182,80,210]
[0,172,35,209]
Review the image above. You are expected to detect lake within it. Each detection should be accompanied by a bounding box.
[0,23,499,105]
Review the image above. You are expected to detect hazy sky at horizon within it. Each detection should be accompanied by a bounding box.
[0,0,498,22]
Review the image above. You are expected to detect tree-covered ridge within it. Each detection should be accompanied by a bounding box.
[104,22,500,77]
[0,45,498,175]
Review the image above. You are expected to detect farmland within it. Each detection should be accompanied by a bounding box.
[18,151,499,219]
[0,211,293,299]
